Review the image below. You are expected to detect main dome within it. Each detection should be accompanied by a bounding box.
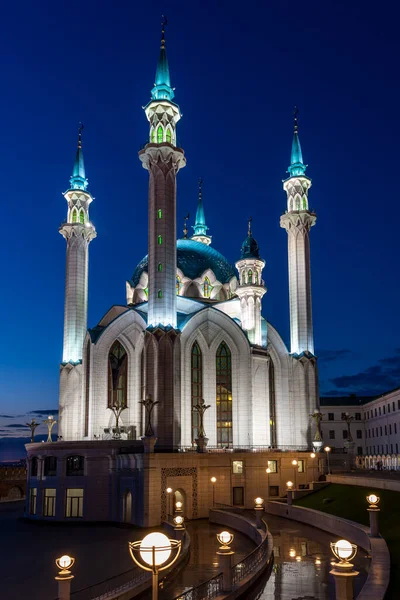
[130,239,237,287]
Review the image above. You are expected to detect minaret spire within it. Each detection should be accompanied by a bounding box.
[151,15,174,102]
[70,123,88,191]
[191,178,212,245]
[288,107,306,177]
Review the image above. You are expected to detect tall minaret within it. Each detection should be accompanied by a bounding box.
[235,219,266,345]
[139,18,186,328]
[280,109,316,355]
[191,178,211,245]
[59,125,96,363]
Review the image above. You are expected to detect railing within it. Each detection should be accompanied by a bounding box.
[69,567,148,600]
[177,445,310,454]
[232,525,271,586]
[171,572,223,600]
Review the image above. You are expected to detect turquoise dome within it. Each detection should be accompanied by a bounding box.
[130,239,237,287]
[240,235,260,259]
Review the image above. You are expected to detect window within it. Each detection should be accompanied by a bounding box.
[248,269,253,284]
[176,276,182,295]
[151,129,156,143]
[379,407,381,416]
[297,460,304,473]
[356,430,362,439]
[393,402,396,412]
[357,447,363,455]
[43,489,56,517]
[388,404,391,413]
[398,400,400,410]
[376,427,378,436]
[44,456,57,476]
[157,126,163,143]
[203,277,212,298]
[84,341,90,437]
[65,488,84,518]
[71,208,78,223]
[166,128,172,143]
[255,271,259,284]
[79,210,85,224]
[343,430,348,439]
[108,341,127,409]
[383,405,386,415]
[389,424,392,435]
[66,456,84,476]
[158,263,163,272]
[380,427,382,436]
[269,486,279,497]
[158,235,162,245]
[31,457,38,477]
[158,289,163,298]
[216,342,232,447]
[375,409,377,417]
[267,460,278,473]
[29,488,37,515]
[157,209,162,219]
[355,413,361,420]
[241,272,245,285]
[391,444,394,453]
[191,342,203,443]
[232,460,243,474]
[396,443,399,453]
[329,430,335,439]
[341,412,346,420]
[395,423,397,434]
[328,413,334,421]
[232,487,244,506]
[385,425,387,435]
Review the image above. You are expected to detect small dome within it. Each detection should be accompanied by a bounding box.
[130,239,237,287]
[240,235,260,259]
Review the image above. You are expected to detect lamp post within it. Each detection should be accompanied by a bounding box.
[44,415,57,443]
[55,555,75,600]
[166,487,173,517]
[330,539,359,600]
[128,532,181,600]
[254,497,264,528]
[291,459,298,490]
[173,515,185,540]
[286,481,293,506]
[216,531,234,592]
[175,501,183,515]
[366,494,380,537]
[211,476,217,506]
[26,419,39,443]
[310,452,316,482]
[265,467,271,499]
[324,446,331,475]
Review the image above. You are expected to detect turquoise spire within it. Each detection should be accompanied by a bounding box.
[193,178,209,237]
[151,16,174,102]
[288,107,307,177]
[70,124,88,191]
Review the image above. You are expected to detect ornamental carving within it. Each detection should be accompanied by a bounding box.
[161,467,198,520]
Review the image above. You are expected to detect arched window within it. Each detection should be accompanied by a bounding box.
[71,208,78,223]
[158,289,163,298]
[44,456,57,476]
[157,209,162,219]
[191,342,203,443]
[269,359,277,448]
[158,235,162,245]
[84,342,90,437]
[166,128,172,143]
[66,455,84,476]
[203,277,212,298]
[303,197,307,210]
[241,272,245,285]
[255,271,259,285]
[144,287,148,297]
[157,126,163,143]
[79,210,85,224]
[158,263,163,272]
[248,270,253,284]
[216,342,232,447]
[31,457,38,477]
[108,341,128,409]
[176,276,182,295]
[151,129,156,143]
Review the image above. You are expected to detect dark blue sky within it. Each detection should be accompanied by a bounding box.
[1,0,400,440]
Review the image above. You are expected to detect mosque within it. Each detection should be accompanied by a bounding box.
[25,26,321,524]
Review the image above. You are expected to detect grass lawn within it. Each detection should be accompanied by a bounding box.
[295,483,399,599]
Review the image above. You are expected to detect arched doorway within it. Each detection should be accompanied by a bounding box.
[123,490,132,523]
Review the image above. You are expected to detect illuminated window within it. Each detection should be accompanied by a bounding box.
[303,197,307,210]
[43,489,56,517]
[267,460,278,473]
[203,277,212,298]
[151,129,156,143]
[248,269,253,284]
[158,235,162,245]
[157,126,163,143]
[297,460,304,473]
[79,210,85,224]
[232,460,243,474]
[66,488,84,518]
[158,289,163,298]
[158,263,163,272]
[166,128,172,143]
[241,272,245,285]
[157,209,162,218]
[255,271,259,285]
[108,341,128,409]
[191,342,202,443]
[176,276,182,295]
[144,287,148,297]
[72,208,78,223]
[216,342,232,447]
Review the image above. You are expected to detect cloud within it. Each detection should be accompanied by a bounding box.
[0,415,18,419]
[317,349,351,363]
[320,389,345,396]
[5,424,27,428]
[28,409,59,416]
[330,349,400,395]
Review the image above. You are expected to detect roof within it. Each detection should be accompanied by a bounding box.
[241,234,261,259]
[130,239,237,287]
[320,395,376,407]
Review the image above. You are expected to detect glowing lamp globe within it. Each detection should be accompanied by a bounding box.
[173,515,184,526]
[211,477,217,483]
[295,556,302,562]
[286,481,293,489]
[139,532,171,567]
[166,487,173,494]
[367,494,380,508]
[254,497,264,508]
[289,548,296,558]
[217,531,234,547]
[310,453,316,458]
[55,554,75,574]
[175,501,183,510]
[324,446,331,453]
[330,539,357,563]
[292,459,298,466]
[266,467,271,474]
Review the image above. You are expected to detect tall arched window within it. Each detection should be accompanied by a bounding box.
[269,358,277,447]
[203,277,212,298]
[84,342,90,437]
[158,263,163,272]
[255,271,259,285]
[158,235,163,245]
[157,126,163,143]
[79,210,85,224]
[108,341,128,409]
[166,128,172,143]
[151,129,156,143]
[216,342,232,447]
[248,269,253,284]
[176,276,182,295]
[191,342,203,443]
[71,208,78,223]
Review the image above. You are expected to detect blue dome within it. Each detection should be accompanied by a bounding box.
[240,235,260,259]
[130,239,237,287]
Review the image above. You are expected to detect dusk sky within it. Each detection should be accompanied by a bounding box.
[1,0,399,456]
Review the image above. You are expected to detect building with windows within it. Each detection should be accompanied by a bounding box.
[25,26,322,524]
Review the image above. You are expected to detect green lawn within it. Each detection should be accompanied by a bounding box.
[295,483,400,599]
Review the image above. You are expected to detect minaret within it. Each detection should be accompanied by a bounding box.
[235,218,266,345]
[191,178,211,245]
[139,18,186,328]
[280,109,316,355]
[59,125,96,363]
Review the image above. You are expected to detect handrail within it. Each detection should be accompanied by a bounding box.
[170,572,223,600]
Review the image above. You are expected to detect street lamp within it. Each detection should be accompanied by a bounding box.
[211,476,217,506]
[310,452,316,481]
[44,415,57,443]
[324,446,331,475]
[216,531,234,593]
[254,497,264,528]
[175,501,183,514]
[173,515,185,530]
[289,548,296,558]
[266,467,271,498]
[286,481,293,506]
[330,539,359,600]
[291,459,298,490]
[366,494,381,537]
[166,487,173,517]
[128,532,181,600]
[55,555,75,600]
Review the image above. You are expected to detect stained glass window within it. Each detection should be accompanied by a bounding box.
[157,126,163,143]
[166,128,172,143]
[255,271,259,285]
[248,269,253,284]
[203,277,212,298]
[72,208,78,223]
[191,342,202,443]
[79,210,85,224]
[108,341,128,409]
[158,235,162,245]
[151,129,156,143]
[158,290,163,298]
[158,209,162,218]
[216,342,232,447]
[303,197,307,210]
[176,276,182,295]
[158,263,163,272]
